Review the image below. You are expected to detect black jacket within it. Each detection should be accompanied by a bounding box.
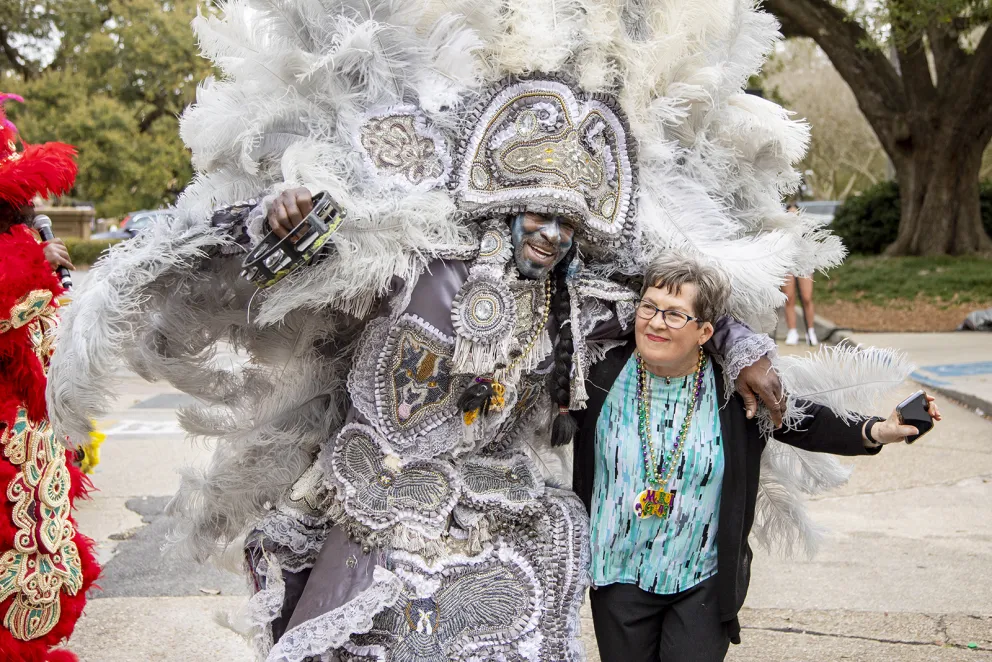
[571,341,879,642]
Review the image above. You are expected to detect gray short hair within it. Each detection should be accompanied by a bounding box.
[640,254,731,323]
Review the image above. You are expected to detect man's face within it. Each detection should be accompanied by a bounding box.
[510,212,575,279]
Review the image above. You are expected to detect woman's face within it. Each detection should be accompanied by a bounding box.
[634,283,715,371]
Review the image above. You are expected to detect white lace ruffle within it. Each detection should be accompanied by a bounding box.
[246,553,286,659]
[719,332,777,397]
[266,566,403,662]
[246,193,279,246]
[256,512,328,565]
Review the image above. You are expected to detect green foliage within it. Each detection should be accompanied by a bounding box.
[884,0,992,48]
[1,0,216,217]
[832,180,992,254]
[820,255,992,306]
[64,237,122,266]
[830,181,902,254]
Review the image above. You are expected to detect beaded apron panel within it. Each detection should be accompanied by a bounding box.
[350,315,470,460]
[321,423,461,536]
[338,489,589,662]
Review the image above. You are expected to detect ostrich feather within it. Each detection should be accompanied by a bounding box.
[496,0,587,74]
[753,456,827,559]
[51,0,853,574]
[778,344,916,425]
[413,14,484,115]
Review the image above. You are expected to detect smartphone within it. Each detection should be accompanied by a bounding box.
[895,390,933,444]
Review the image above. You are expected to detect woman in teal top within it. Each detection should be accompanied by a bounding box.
[589,349,724,595]
[577,254,942,662]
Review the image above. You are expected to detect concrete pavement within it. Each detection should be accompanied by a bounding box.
[67,364,253,660]
[62,333,991,661]
[851,332,992,417]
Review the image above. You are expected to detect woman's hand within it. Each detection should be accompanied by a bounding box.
[43,238,74,271]
[865,395,942,446]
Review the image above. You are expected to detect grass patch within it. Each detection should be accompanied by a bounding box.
[64,237,123,266]
[819,255,992,307]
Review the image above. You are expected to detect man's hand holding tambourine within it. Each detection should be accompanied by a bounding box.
[267,187,314,239]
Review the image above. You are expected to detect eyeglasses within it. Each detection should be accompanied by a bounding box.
[635,300,700,329]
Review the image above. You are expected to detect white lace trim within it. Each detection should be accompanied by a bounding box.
[265,566,403,662]
[247,553,285,659]
[256,512,328,564]
[247,193,279,246]
[718,332,777,399]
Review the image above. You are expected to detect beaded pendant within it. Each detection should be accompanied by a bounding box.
[633,348,706,519]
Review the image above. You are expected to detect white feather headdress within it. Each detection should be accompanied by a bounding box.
[50,0,847,560]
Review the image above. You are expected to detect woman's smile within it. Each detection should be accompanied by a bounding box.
[645,333,670,343]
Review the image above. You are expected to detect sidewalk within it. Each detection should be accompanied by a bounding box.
[777,305,992,416]
[850,332,992,416]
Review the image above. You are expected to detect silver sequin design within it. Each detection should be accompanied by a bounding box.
[451,271,517,344]
[342,543,540,661]
[459,453,544,513]
[474,220,514,267]
[338,490,590,661]
[359,107,451,190]
[322,423,460,534]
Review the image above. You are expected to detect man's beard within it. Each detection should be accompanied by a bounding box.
[513,236,561,279]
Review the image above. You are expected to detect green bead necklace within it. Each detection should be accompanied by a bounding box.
[633,347,706,519]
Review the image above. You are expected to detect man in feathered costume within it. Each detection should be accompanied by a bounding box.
[46,1,911,661]
[0,93,99,662]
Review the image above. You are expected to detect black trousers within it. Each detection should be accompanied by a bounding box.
[590,577,731,662]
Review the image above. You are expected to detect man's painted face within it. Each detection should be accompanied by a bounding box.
[510,212,575,279]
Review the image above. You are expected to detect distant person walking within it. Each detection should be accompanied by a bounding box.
[782,202,818,346]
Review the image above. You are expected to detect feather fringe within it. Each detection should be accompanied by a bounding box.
[49,0,852,565]
[778,344,916,426]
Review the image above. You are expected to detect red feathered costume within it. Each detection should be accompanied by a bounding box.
[0,94,98,662]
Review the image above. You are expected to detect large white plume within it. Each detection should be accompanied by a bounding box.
[48,0,845,559]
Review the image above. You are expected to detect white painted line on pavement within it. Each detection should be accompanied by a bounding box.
[103,420,184,435]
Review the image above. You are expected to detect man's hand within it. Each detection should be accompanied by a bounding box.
[267,187,314,239]
[736,355,784,427]
[43,238,75,271]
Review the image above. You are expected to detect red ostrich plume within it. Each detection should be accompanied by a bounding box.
[0,92,78,208]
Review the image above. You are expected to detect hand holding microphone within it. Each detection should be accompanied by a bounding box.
[34,214,74,290]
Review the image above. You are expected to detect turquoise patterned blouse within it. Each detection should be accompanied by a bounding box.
[589,353,724,595]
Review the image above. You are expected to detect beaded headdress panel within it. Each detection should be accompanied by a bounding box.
[454,78,638,253]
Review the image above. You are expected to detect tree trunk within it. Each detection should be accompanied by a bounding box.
[886,131,992,255]
[763,0,992,256]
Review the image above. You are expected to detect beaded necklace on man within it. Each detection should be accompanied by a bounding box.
[633,347,707,519]
[462,278,552,425]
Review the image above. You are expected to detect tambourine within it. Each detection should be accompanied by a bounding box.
[240,191,345,288]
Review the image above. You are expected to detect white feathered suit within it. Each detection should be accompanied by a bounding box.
[45,1,915,661]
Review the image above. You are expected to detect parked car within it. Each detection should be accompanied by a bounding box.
[91,209,176,240]
[796,200,841,225]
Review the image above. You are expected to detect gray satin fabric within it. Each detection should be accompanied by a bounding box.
[273,569,311,643]
[405,259,469,334]
[284,526,385,632]
[705,316,752,358]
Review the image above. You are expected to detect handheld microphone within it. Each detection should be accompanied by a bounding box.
[33,214,73,291]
